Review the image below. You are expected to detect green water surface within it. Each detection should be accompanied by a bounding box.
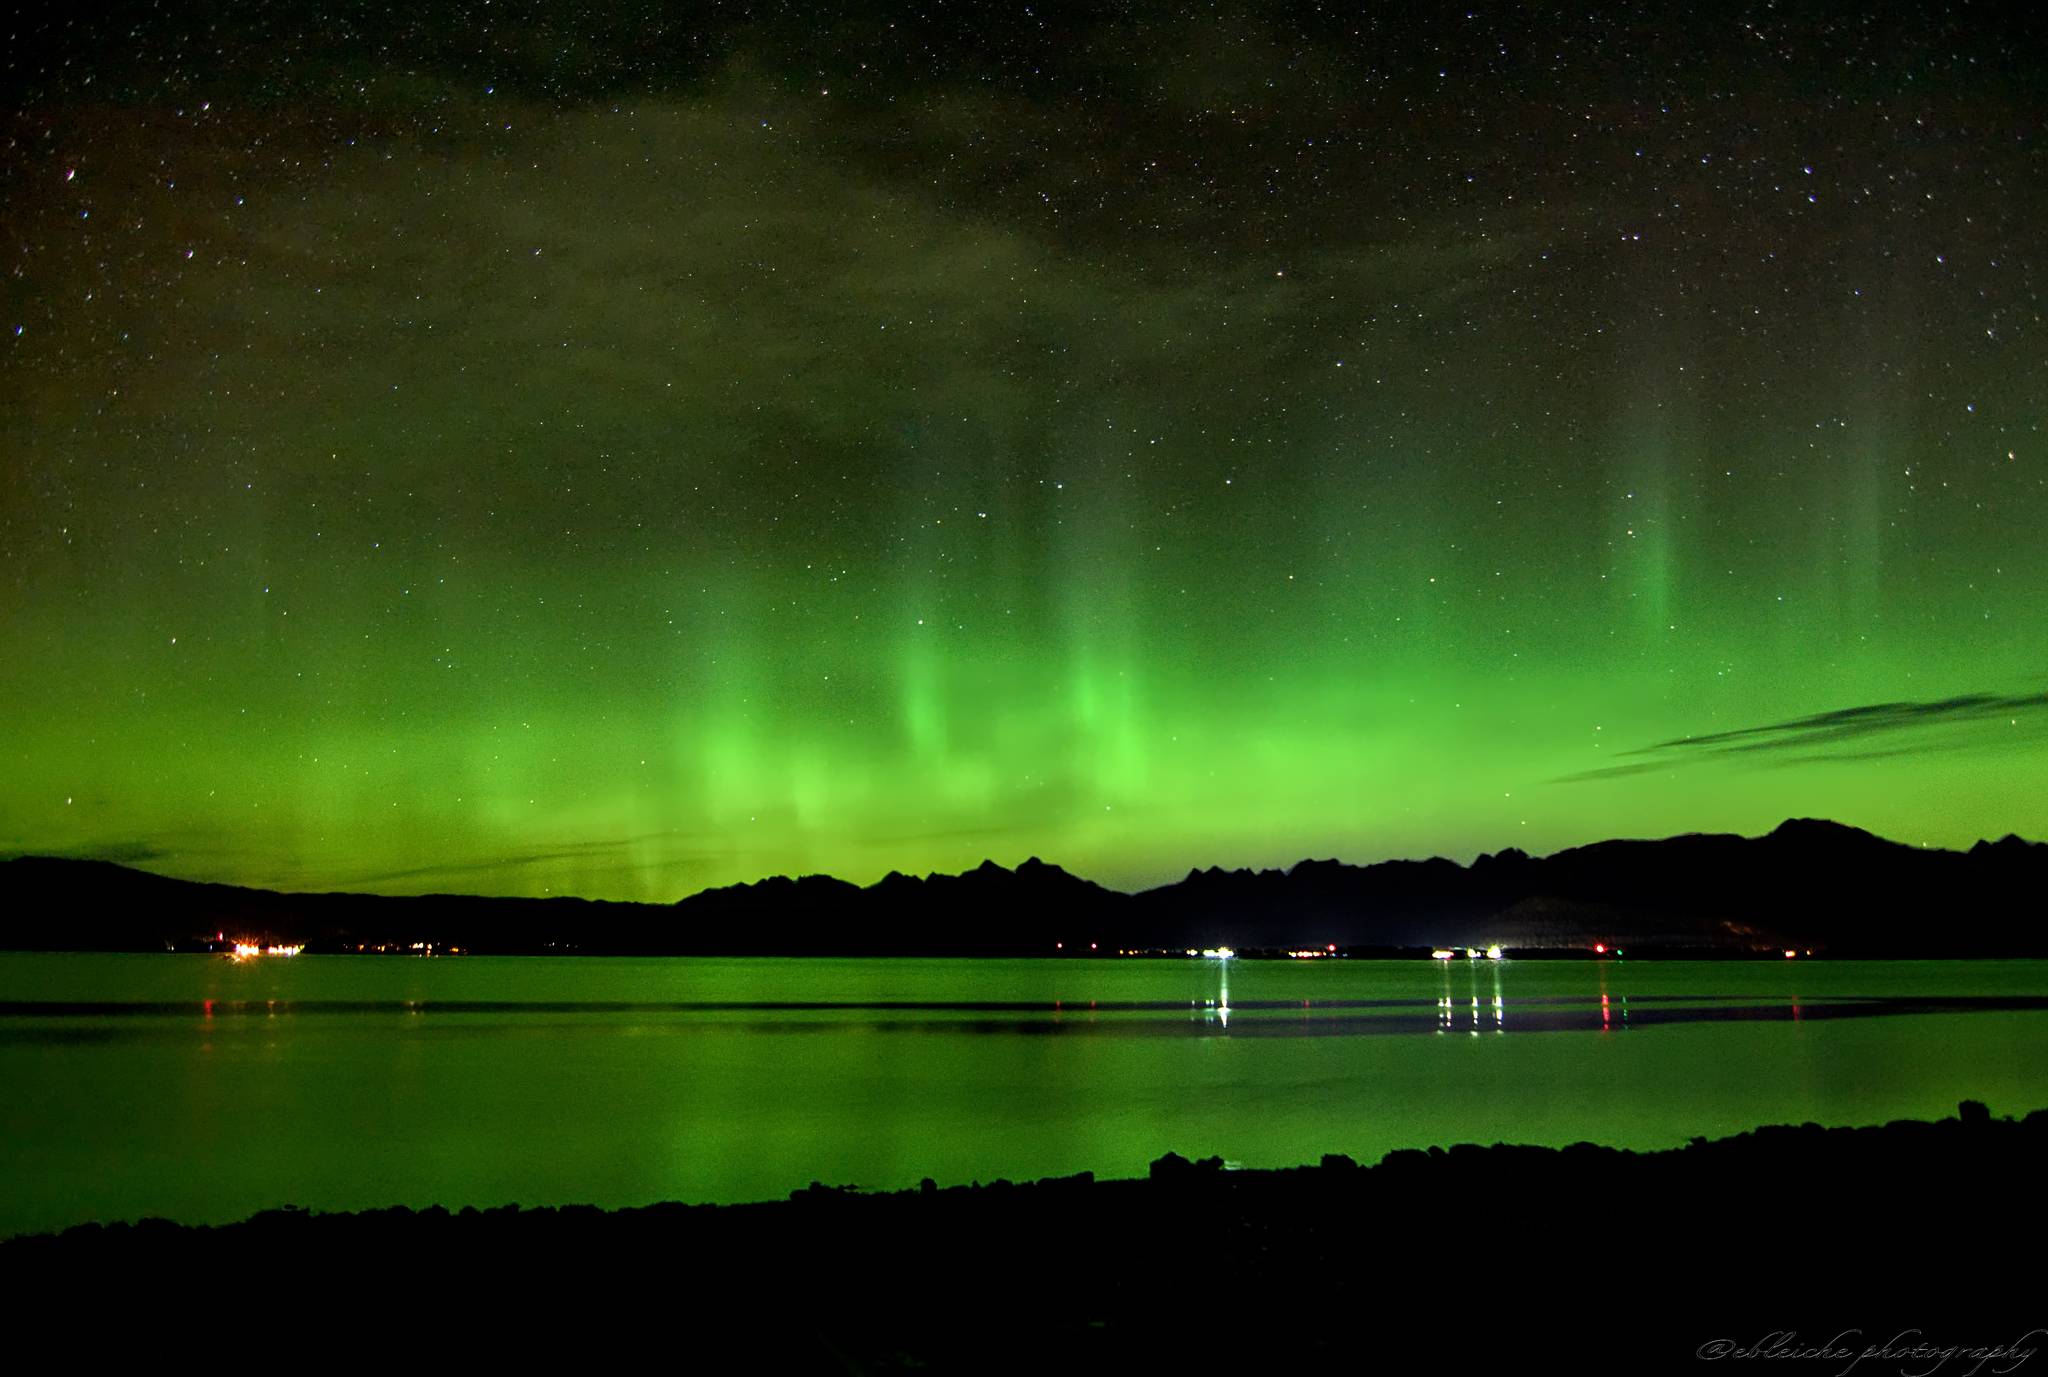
[3,953,2044,1239]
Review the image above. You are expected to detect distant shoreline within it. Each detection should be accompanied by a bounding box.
[7,945,2045,961]
[8,818,2047,957]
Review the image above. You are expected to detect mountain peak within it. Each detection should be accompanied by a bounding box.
[1768,817,1875,843]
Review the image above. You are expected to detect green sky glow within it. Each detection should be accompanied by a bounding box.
[3,6,2044,898]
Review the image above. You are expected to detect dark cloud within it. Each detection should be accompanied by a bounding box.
[2,839,170,865]
[1643,693,2048,755]
[1555,689,2048,783]
[1548,760,1676,785]
[334,832,738,891]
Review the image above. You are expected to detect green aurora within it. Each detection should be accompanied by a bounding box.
[3,5,2045,900]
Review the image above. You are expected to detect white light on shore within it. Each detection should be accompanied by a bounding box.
[229,941,302,959]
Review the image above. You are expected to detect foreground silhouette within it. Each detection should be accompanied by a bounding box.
[3,1103,2040,1370]
[5,817,2046,955]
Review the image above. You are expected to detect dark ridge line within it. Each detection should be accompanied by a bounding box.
[7,817,2047,956]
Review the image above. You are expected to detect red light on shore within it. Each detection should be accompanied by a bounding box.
[1593,943,1607,954]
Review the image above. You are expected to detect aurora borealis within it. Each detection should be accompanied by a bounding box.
[3,3,2044,901]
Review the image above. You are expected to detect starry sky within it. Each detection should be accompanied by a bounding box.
[3,2,2045,901]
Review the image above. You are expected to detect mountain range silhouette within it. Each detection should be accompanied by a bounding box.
[4,818,2043,956]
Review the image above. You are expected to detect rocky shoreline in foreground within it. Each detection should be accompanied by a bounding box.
[6,1105,2043,1371]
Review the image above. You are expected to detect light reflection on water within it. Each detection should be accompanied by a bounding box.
[3,953,2046,1239]
[9,989,2045,1039]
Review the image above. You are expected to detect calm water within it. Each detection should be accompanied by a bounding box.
[4,952,2047,1239]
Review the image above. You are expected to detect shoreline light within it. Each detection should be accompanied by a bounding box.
[229,941,303,959]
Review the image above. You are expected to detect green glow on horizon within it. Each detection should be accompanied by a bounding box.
[8,532,2044,900]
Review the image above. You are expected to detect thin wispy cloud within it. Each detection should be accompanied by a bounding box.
[333,832,739,892]
[1555,688,2048,784]
[0,839,172,866]
[1639,692,2048,755]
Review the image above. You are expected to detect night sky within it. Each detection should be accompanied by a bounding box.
[4,2,2044,901]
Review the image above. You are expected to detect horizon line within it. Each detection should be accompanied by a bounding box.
[5,816,2039,909]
